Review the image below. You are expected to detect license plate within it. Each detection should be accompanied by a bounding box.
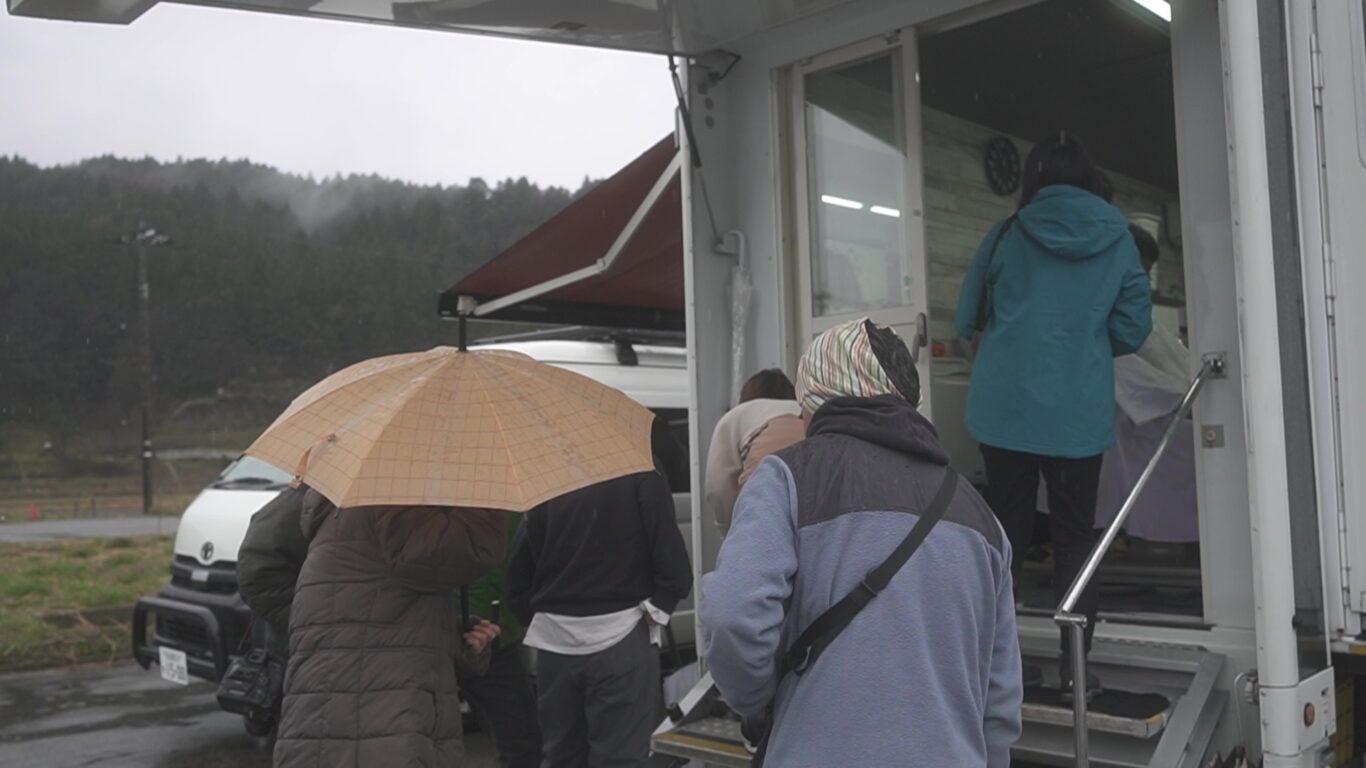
[159,646,189,686]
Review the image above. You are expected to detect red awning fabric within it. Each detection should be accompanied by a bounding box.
[445,135,683,328]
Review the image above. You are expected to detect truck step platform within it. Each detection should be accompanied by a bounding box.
[1022,687,1171,738]
[651,639,1227,768]
[1014,637,1226,767]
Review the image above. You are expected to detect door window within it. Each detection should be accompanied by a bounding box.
[650,408,690,493]
[803,52,911,317]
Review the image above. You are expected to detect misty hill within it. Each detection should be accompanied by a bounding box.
[70,155,545,232]
[0,155,588,453]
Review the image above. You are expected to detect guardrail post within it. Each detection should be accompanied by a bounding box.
[1056,612,1090,767]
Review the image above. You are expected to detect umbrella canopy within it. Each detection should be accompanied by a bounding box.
[246,347,656,512]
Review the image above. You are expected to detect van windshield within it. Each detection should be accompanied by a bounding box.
[213,456,293,490]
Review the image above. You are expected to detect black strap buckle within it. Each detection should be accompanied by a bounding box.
[856,577,879,600]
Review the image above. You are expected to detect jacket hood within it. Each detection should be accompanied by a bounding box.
[807,395,950,466]
[1016,184,1129,260]
[299,487,336,543]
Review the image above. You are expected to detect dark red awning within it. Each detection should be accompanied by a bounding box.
[440,135,684,330]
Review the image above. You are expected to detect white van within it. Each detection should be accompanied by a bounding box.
[131,338,692,730]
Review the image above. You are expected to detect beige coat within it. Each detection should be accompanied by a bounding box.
[704,399,806,534]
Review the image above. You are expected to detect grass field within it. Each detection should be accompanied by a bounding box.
[0,535,174,671]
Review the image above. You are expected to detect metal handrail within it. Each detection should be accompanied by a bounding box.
[1054,352,1225,767]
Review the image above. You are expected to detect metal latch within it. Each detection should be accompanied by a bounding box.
[1201,425,1225,449]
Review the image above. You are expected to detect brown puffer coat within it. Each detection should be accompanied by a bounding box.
[274,490,506,768]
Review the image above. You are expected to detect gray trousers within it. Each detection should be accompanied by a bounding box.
[535,622,660,768]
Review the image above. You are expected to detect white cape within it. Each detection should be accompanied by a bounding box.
[1039,325,1199,543]
[1100,325,1199,542]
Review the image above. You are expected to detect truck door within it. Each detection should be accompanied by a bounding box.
[1300,0,1366,639]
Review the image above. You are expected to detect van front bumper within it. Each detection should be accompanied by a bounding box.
[131,584,252,683]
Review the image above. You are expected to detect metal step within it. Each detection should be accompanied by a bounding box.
[653,717,750,767]
[651,640,1227,768]
[1022,699,1169,739]
[1014,637,1226,768]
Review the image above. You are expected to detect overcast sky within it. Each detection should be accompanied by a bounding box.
[0,4,677,189]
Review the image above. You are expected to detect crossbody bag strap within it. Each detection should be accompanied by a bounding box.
[777,468,960,680]
[974,214,1018,332]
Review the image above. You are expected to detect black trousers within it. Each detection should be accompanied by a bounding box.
[980,443,1103,665]
[461,643,544,768]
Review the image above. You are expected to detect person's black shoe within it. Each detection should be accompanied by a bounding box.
[1058,667,1102,704]
[1022,663,1044,689]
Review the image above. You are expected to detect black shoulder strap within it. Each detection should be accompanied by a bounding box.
[974,214,1017,332]
[777,469,959,680]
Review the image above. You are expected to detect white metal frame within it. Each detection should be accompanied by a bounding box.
[1333,0,1366,641]
[1354,0,1366,160]
[1222,2,1333,763]
[1297,0,1366,650]
[1287,0,1353,644]
[773,66,801,373]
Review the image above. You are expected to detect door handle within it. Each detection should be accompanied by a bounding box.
[911,312,928,364]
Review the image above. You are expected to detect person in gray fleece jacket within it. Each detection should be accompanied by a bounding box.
[701,318,1023,767]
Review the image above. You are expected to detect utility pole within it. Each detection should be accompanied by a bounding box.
[123,223,169,517]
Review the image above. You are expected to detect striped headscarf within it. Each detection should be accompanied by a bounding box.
[795,318,900,414]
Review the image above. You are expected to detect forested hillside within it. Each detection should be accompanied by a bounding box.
[0,155,585,466]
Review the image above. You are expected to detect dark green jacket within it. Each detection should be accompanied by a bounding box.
[463,513,526,645]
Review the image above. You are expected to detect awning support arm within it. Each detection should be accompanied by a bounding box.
[469,150,683,318]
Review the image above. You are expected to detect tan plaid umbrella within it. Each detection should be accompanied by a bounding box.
[245,346,656,512]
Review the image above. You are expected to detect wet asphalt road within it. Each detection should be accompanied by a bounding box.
[0,516,179,543]
[0,663,497,767]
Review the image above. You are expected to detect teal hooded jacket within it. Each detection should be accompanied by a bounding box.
[955,184,1152,458]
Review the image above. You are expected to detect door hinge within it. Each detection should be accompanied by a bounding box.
[1324,242,1338,317]
[1310,32,1325,107]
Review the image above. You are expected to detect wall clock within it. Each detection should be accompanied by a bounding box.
[984,136,1021,196]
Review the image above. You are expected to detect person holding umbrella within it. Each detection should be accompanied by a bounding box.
[241,485,542,766]
[274,488,506,767]
[246,344,667,768]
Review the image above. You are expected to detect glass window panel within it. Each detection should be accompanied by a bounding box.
[804,52,909,317]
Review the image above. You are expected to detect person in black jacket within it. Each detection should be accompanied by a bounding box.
[506,470,693,768]
[237,484,311,657]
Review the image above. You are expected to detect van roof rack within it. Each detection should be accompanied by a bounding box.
[474,323,685,350]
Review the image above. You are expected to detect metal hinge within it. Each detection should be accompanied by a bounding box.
[1310,32,1325,107]
[1325,243,1338,316]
